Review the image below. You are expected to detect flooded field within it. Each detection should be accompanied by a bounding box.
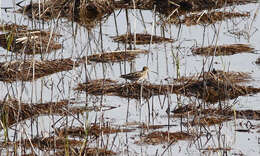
[1,0,260,155]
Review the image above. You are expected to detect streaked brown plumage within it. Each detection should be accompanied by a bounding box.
[120,66,149,82]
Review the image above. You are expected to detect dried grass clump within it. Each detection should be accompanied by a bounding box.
[0,23,27,32]
[87,49,148,64]
[19,0,66,20]
[175,70,252,84]
[136,131,193,145]
[77,0,114,28]
[1,136,83,150]
[170,11,250,26]
[19,0,115,29]
[115,83,175,99]
[200,147,231,152]
[136,124,165,130]
[54,147,117,156]
[74,79,120,96]
[75,70,259,102]
[113,0,155,10]
[0,99,73,129]
[172,106,260,120]
[55,124,134,138]
[75,81,177,99]
[0,30,62,55]
[156,0,257,16]
[176,76,260,103]
[0,98,116,129]
[113,0,256,15]
[112,33,174,45]
[191,44,254,56]
[186,116,231,126]
[0,58,82,82]
[172,70,260,103]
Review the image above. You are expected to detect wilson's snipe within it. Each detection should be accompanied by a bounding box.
[120,66,149,82]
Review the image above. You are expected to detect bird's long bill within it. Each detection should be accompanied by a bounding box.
[150,70,158,75]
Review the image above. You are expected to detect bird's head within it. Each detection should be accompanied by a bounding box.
[143,66,149,71]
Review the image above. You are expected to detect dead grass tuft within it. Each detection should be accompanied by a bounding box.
[0,99,75,129]
[112,33,174,45]
[156,0,257,16]
[87,49,148,64]
[19,0,114,29]
[172,106,260,121]
[55,124,134,138]
[136,131,193,145]
[75,70,260,102]
[0,30,61,55]
[175,76,260,103]
[191,44,254,56]
[54,147,117,156]
[0,23,27,32]
[0,58,83,82]
[169,11,250,26]
[75,80,176,99]
[1,136,83,150]
[175,70,252,84]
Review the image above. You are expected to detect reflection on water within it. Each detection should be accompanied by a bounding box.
[0,0,260,155]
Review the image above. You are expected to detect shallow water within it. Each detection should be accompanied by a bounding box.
[1,1,260,155]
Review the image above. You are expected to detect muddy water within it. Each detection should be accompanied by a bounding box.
[1,1,260,155]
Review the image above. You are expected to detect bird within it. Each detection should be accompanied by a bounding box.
[120,66,149,82]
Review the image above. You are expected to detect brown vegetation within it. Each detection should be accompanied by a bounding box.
[112,33,174,45]
[156,0,257,16]
[54,147,117,156]
[192,44,254,56]
[74,79,119,96]
[18,0,258,30]
[173,105,260,121]
[75,80,176,99]
[175,69,252,84]
[19,0,114,29]
[0,58,83,82]
[1,136,83,150]
[0,30,61,55]
[87,49,148,64]
[175,75,260,103]
[75,70,259,102]
[169,11,250,26]
[0,23,27,32]
[55,124,134,138]
[136,131,193,145]
[0,99,75,129]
